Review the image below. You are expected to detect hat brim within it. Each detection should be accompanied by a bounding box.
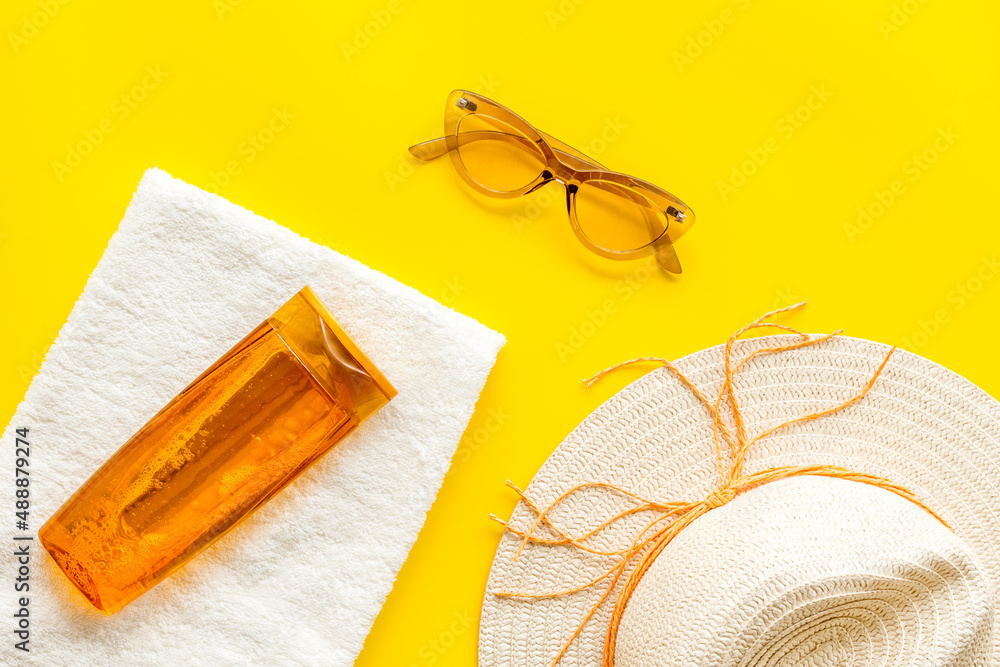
[480,334,1000,665]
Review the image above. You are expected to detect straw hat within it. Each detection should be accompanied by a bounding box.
[480,315,1000,666]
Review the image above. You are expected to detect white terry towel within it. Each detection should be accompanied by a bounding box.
[3,168,505,666]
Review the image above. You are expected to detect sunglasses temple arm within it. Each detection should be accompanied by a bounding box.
[609,183,681,274]
[409,129,539,161]
[654,238,682,274]
[409,128,605,165]
[407,137,450,162]
[635,192,682,274]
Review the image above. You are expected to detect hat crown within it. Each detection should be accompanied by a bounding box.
[616,476,994,666]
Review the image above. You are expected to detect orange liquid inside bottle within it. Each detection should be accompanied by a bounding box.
[39,287,396,615]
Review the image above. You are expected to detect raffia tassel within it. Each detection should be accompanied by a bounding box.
[491,301,948,667]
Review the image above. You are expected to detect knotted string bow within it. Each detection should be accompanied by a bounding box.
[490,302,948,667]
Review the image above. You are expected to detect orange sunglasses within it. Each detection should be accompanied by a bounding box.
[408,90,695,273]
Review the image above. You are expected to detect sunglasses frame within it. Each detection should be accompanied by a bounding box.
[409,90,695,273]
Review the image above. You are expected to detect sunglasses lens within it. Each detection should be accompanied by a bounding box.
[456,114,545,193]
[574,180,667,252]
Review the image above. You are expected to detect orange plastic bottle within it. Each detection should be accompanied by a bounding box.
[39,286,396,614]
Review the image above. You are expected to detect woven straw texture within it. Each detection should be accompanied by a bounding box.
[480,335,1000,666]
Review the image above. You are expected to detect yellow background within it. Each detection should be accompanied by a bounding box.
[2,1,999,664]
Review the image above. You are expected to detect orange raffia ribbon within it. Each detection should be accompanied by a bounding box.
[490,302,950,667]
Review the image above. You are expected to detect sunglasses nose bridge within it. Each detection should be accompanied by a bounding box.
[526,171,560,196]
[526,169,576,201]
[547,162,578,184]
